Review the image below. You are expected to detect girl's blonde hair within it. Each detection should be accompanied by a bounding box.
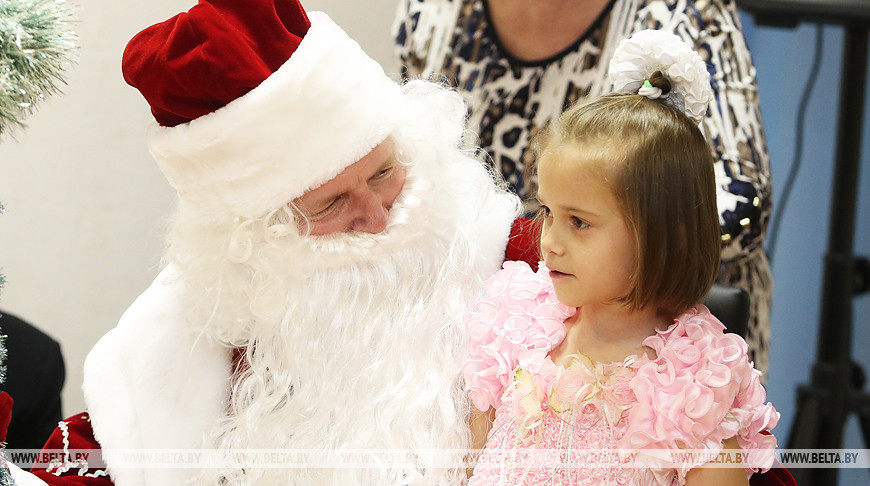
[534,74,721,317]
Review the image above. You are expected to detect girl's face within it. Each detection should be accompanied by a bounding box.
[537,149,636,309]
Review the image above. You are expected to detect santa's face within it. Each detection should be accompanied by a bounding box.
[292,139,406,236]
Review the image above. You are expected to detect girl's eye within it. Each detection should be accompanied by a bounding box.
[571,217,589,229]
[539,205,552,218]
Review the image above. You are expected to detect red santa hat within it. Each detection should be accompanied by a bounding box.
[122,0,404,220]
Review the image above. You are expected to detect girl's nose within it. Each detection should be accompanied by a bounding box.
[540,224,564,256]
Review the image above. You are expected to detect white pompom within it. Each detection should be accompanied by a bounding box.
[608,29,713,123]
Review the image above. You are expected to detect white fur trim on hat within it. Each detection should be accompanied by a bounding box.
[147,12,404,220]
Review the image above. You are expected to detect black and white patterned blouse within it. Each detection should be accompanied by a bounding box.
[394,0,773,373]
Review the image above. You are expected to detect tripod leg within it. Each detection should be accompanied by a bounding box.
[856,393,870,451]
[853,393,870,482]
[786,385,822,485]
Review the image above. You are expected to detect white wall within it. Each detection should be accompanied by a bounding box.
[0,0,398,416]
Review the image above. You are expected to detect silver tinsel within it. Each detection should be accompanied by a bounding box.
[0,215,8,483]
[0,203,8,486]
[0,201,4,304]
[0,201,5,301]
[0,0,76,138]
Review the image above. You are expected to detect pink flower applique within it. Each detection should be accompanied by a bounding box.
[503,352,640,447]
[503,368,546,446]
[548,353,638,427]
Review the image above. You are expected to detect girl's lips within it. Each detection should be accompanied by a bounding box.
[549,269,570,279]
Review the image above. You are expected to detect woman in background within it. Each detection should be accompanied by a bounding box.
[394,0,773,374]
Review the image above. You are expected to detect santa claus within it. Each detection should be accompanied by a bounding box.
[6,0,543,484]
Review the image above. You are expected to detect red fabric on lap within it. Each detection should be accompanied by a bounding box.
[29,412,113,485]
[751,464,796,486]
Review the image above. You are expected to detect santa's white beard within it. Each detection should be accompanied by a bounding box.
[206,251,472,485]
[166,135,519,485]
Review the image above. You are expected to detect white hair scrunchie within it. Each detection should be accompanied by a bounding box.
[608,29,713,124]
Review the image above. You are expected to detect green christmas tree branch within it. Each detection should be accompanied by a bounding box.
[1,0,77,138]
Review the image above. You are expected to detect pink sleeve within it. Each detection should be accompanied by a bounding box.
[731,350,780,474]
[625,308,779,483]
[462,261,573,412]
[462,274,519,412]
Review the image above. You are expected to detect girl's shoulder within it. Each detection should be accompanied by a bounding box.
[643,306,746,361]
[622,307,780,480]
[463,261,575,412]
[641,306,759,382]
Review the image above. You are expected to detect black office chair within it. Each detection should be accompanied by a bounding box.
[702,284,750,338]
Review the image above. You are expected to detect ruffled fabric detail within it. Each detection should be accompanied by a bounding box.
[608,29,713,123]
[463,261,575,412]
[620,307,780,483]
[464,264,779,485]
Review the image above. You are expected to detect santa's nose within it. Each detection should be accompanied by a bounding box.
[349,191,391,234]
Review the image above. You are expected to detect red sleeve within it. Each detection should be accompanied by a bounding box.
[505,217,541,271]
[28,412,113,485]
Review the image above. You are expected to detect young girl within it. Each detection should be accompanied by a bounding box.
[462,30,779,485]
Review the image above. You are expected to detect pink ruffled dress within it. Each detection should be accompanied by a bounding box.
[463,261,779,486]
